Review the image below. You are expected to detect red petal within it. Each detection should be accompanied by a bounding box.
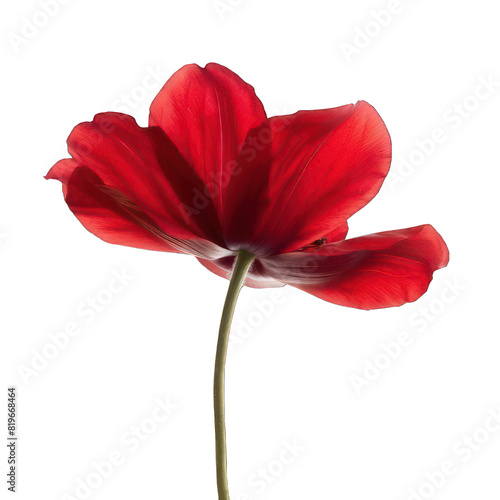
[47,113,231,259]
[256,225,449,309]
[66,112,225,243]
[223,101,391,256]
[149,63,267,219]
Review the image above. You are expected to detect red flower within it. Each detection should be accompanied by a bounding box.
[47,63,449,309]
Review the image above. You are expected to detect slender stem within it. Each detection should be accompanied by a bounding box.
[214,250,255,500]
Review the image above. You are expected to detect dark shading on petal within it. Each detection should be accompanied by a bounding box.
[143,126,224,244]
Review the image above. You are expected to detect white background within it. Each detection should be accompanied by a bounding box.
[2,1,500,499]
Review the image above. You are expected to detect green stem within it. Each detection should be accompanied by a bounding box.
[214,250,255,500]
